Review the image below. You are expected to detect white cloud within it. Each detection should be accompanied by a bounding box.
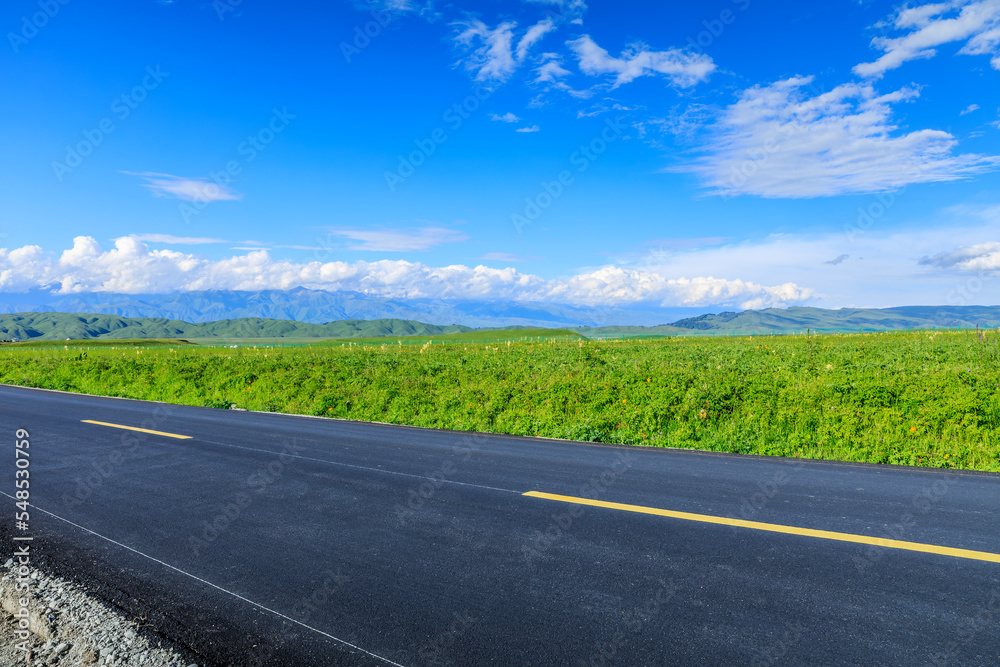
[568,35,716,88]
[491,112,521,123]
[16,216,1000,309]
[124,172,242,203]
[961,103,981,114]
[326,227,469,252]
[517,18,555,61]
[854,0,1000,78]
[480,252,525,262]
[0,245,48,292]
[682,76,1000,198]
[535,52,572,83]
[533,52,594,98]
[543,268,812,309]
[917,205,1000,273]
[516,125,541,133]
[454,18,556,83]
[523,0,587,24]
[354,0,433,15]
[126,234,227,245]
[0,237,811,309]
[919,241,1000,270]
[627,213,1000,307]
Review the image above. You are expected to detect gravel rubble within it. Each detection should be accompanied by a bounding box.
[0,559,199,667]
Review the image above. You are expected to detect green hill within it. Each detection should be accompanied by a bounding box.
[0,313,473,342]
[574,305,1000,338]
[3,305,999,344]
[666,306,1000,332]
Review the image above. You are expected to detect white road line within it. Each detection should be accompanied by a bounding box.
[181,438,522,495]
[0,492,407,667]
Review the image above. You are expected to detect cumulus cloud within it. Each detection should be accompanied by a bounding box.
[854,0,1000,77]
[454,18,556,83]
[480,252,525,262]
[124,172,242,203]
[325,227,469,252]
[516,125,541,133]
[544,268,812,309]
[0,237,811,309]
[919,241,1000,270]
[961,103,981,114]
[568,35,716,88]
[491,112,521,123]
[681,76,1000,197]
[127,234,227,245]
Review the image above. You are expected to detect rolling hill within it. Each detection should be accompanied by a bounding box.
[0,313,473,342]
[2,304,999,343]
[574,305,1000,337]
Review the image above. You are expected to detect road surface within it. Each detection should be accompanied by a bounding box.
[2,384,999,665]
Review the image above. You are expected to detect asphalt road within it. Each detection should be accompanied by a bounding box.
[1,383,999,666]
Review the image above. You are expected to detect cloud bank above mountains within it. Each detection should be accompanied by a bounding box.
[0,236,810,311]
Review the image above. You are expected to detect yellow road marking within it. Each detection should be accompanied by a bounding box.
[523,491,1000,564]
[81,420,192,440]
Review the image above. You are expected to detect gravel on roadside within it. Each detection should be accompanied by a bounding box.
[0,558,201,667]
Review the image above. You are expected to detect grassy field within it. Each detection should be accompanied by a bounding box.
[1,329,997,471]
[308,328,584,346]
[3,339,194,348]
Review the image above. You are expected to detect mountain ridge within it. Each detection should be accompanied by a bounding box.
[2,304,1000,342]
[0,288,696,328]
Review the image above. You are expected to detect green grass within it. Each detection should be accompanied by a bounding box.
[185,337,330,347]
[0,312,474,341]
[309,328,584,346]
[2,330,998,471]
[5,338,193,348]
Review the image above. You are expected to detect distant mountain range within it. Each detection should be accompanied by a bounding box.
[1,302,999,342]
[0,288,698,328]
[0,313,475,342]
[581,305,1000,334]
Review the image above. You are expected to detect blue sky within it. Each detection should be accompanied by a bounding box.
[2,0,1000,312]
